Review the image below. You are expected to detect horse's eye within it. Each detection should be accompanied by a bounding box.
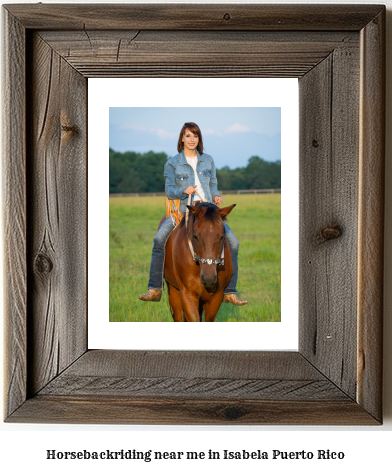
[193,235,198,241]
[220,236,225,240]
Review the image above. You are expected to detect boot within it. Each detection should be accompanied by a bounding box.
[223,294,248,306]
[138,289,162,302]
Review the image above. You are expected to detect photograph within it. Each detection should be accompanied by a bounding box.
[109,108,281,322]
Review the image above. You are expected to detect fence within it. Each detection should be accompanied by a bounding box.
[109,189,281,198]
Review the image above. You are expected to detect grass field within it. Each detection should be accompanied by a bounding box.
[109,194,281,322]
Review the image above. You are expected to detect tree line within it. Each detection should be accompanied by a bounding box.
[109,148,281,194]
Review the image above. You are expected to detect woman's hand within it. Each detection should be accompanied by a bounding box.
[214,195,223,206]
[185,185,197,195]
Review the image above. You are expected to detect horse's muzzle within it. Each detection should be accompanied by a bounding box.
[200,273,218,290]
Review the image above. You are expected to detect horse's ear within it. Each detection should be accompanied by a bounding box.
[187,205,205,217]
[218,204,236,217]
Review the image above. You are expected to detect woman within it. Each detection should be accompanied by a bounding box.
[139,122,247,306]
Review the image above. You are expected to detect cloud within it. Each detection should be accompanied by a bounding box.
[155,128,176,139]
[225,123,251,133]
[119,124,176,139]
[119,124,146,132]
[202,128,223,137]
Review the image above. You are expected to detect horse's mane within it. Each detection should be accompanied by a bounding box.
[178,202,227,241]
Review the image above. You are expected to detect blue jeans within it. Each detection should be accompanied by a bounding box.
[148,217,239,295]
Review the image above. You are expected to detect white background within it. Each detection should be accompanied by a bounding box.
[89,78,298,350]
[1,0,391,473]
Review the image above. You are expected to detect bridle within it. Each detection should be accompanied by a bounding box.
[185,193,225,266]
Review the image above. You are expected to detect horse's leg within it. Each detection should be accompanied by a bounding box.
[180,288,201,322]
[167,284,183,322]
[203,290,225,322]
[198,301,205,322]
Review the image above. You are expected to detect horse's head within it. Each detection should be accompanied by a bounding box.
[187,202,236,292]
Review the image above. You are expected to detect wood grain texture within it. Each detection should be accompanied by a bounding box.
[52,350,326,379]
[4,4,383,31]
[299,41,360,399]
[9,396,379,425]
[37,352,346,400]
[5,351,377,424]
[27,33,87,395]
[357,9,385,422]
[39,376,347,401]
[2,9,27,419]
[38,30,358,78]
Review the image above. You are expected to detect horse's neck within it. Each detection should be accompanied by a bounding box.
[185,220,193,244]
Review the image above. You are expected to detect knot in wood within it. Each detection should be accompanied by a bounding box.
[61,124,77,134]
[315,225,342,245]
[34,252,53,274]
[223,13,231,21]
[223,405,244,420]
[312,139,319,148]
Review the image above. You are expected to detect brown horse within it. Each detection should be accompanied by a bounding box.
[163,202,236,322]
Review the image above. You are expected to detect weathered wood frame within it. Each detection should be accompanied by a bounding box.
[3,4,385,424]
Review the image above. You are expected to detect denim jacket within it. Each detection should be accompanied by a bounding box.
[164,150,221,214]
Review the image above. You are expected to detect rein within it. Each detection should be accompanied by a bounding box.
[185,193,225,266]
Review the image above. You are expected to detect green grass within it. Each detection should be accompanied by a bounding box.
[109,194,281,322]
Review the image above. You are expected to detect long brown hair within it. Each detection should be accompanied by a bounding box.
[177,122,204,154]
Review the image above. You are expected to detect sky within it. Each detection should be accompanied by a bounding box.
[109,107,281,169]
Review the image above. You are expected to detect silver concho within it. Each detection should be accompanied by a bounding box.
[207,259,212,265]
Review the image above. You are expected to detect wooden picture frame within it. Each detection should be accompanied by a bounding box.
[3,4,385,424]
